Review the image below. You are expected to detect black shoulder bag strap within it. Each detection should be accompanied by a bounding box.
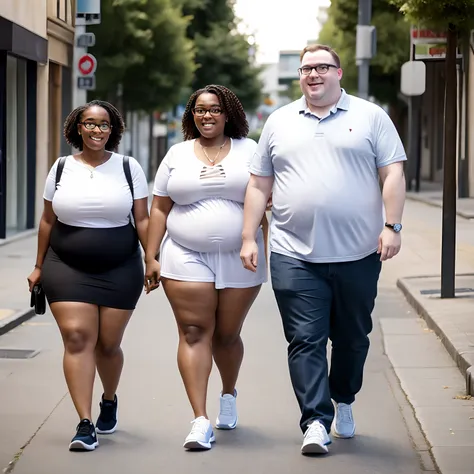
[122,156,135,223]
[55,156,67,190]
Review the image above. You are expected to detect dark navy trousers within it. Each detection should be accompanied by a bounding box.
[270,251,381,434]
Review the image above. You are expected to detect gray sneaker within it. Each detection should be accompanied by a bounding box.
[333,402,356,438]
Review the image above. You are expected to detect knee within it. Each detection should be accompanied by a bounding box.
[63,329,92,354]
[213,330,240,348]
[182,325,209,346]
[96,340,122,358]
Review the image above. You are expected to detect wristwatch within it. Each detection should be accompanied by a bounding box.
[385,223,402,233]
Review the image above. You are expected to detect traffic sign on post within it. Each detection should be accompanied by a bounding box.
[77,53,97,77]
[77,76,96,91]
[76,33,96,48]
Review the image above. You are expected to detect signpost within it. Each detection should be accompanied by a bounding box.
[76,33,96,48]
[76,0,101,26]
[77,53,97,76]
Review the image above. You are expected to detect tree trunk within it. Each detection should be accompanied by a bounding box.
[441,26,458,298]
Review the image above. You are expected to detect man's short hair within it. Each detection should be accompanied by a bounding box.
[300,44,341,68]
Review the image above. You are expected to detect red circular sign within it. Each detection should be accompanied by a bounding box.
[77,54,97,76]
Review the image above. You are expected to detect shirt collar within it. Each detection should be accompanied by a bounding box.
[298,89,350,115]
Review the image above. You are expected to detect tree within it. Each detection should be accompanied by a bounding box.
[317,0,410,117]
[88,0,195,112]
[391,0,474,298]
[179,0,263,111]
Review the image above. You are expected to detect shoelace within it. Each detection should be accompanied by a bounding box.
[76,420,93,436]
[220,398,234,417]
[189,418,209,436]
[306,421,327,439]
[338,404,353,424]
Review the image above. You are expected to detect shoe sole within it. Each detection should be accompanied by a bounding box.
[301,442,330,455]
[333,430,355,439]
[69,440,99,451]
[96,420,118,435]
[215,417,238,430]
[183,435,216,450]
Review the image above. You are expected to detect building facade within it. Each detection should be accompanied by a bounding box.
[0,0,74,239]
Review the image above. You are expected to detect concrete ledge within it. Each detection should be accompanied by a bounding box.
[0,308,36,336]
[0,229,37,247]
[397,274,474,396]
[406,193,474,219]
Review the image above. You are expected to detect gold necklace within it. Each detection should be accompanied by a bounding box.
[79,154,107,178]
[199,139,227,164]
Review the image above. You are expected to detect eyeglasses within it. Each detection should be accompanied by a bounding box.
[80,122,111,131]
[298,64,338,76]
[192,107,223,117]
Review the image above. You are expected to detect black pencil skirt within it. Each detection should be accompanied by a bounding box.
[42,221,144,310]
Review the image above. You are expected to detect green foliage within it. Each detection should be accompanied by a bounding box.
[180,0,262,111]
[317,0,410,105]
[88,0,194,112]
[390,0,474,33]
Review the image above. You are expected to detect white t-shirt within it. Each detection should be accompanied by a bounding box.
[153,138,257,252]
[44,153,149,228]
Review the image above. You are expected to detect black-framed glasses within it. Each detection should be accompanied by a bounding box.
[298,64,338,76]
[80,122,111,132]
[192,107,223,117]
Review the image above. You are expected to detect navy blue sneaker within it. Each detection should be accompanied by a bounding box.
[69,419,98,451]
[96,394,118,434]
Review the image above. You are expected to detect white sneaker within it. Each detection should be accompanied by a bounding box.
[333,402,356,438]
[216,391,238,430]
[183,416,216,450]
[301,420,331,454]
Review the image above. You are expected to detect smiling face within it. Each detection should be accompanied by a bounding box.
[192,92,226,140]
[77,106,112,151]
[299,49,343,107]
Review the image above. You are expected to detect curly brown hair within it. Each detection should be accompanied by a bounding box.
[182,85,249,141]
[63,100,125,151]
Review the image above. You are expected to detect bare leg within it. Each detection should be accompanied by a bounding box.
[95,307,133,400]
[213,286,261,395]
[50,302,99,421]
[162,278,217,419]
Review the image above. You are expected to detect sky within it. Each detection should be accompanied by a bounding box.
[234,0,330,64]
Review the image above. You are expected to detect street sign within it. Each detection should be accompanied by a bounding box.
[76,33,96,48]
[77,54,97,76]
[77,76,96,91]
[400,61,426,96]
[76,0,101,26]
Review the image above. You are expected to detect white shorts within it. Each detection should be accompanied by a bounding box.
[160,230,268,289]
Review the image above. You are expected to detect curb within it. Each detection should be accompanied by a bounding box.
[406,194,474,220]
[397,278,474,396]
[0,308,36,337]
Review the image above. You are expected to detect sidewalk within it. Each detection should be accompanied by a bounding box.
[0,233,38,335]
[385,195,474,396]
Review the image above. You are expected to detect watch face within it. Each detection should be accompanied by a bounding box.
[393,223,402,233]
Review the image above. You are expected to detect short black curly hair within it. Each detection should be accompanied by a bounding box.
[182,85,249,141]
[63,99,125,151]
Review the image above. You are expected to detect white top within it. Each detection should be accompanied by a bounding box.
[153,138,257,252]
[250,91,407,263]
[44,153,149,228]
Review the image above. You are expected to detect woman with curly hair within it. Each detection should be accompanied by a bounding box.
[27,100,149,451]
[145,85,268,450]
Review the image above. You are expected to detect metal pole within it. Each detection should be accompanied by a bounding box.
[440,26,457,298]
[357,0,372,100]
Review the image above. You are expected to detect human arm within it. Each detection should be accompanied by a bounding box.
[144,195,173,293]
[27,201,57,291]
[132,197,149,252]
[374,107,407,261]
[377,162,405,261]
[241,174,274,272]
